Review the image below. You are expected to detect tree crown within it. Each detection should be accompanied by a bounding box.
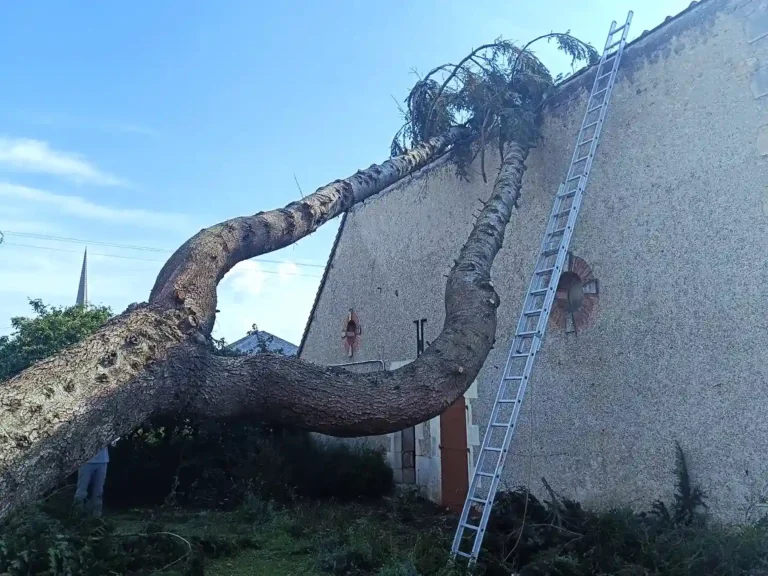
[0,299,112,382]
[391,33,599,179]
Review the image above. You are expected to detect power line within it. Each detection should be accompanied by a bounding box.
[0,230,327,269]
[4,241,163,262]
[5,231,169,253]
[1,242,323,278]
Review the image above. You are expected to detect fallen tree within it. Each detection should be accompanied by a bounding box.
[0,33,597,519]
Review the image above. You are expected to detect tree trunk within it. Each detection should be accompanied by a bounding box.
[0,134,527,519]
[149,127,466,333]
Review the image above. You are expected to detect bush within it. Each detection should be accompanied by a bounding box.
[316,518,391,575]
[105,414,393,510]
[377,559,419,576]
[0,505,204,575]
[476,445,768,576]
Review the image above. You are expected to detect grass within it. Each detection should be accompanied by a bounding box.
[207,537,315,575]
[107,493,456,576]
[8,449,768,575]
[69,486,768,575]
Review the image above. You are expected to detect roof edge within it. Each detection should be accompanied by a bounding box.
[297,212,348,357]
[544,0,721,112]
[297,148,455,358]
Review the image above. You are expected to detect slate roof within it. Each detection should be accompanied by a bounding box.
[229,330,299,356]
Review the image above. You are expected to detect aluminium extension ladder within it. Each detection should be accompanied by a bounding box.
[450,11,633,565]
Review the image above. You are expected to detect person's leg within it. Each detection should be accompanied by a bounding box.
[89,463,107,517]
[73,464,94,508]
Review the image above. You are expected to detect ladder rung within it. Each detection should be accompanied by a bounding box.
[583,119,600,130]
[454,551,472,559]
[452,14,629,565]
[611,23,627,36]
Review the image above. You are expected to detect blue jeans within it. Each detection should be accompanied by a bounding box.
[74,463,107,517]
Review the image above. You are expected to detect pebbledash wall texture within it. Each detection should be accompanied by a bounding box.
[300,0,768,520]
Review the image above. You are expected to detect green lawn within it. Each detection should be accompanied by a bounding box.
[13,482,764,575]
[110,495,456,576]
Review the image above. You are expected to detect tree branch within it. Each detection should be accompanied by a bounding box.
[149,127,466,332]
[0,131,467,519]
[424,43,501,136]
[0,305,192,519]
[0,116,526,520]
[186,142,529,436]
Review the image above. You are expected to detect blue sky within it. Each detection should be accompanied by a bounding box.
[0,0,691,345]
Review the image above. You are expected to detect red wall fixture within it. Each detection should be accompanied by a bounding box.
[549,254,599,334]
[341,309,361,357]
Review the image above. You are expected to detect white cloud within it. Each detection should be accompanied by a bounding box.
[213,250,324,346]
[222,260,266,297]
[0,138,125,186]
[277,261,299,283]
[0,182,191,231]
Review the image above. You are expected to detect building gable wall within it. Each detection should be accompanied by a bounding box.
[301,0,768,520]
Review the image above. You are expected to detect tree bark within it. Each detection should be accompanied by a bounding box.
[149,127,466,333]
[185,141,528,436]
[0,134,527,519]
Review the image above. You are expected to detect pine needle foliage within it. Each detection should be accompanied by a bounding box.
[391,33,599,178]
[651,441,708,526]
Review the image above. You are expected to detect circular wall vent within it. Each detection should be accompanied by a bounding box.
[549,254,598,333]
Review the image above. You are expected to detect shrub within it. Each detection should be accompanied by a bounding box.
[475,443,768,576]
[0,505,200,575]
[105,414,393,510]
[377,559,419,576]
[315,518,391,575]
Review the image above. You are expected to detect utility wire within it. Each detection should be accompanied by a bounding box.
[3,242,164,262]
[1,242,322,278]
[0,230,326,270]
[5,231,169,253]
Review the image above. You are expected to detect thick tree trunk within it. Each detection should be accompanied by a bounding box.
[0,135,527,519]
[149,127,466,333]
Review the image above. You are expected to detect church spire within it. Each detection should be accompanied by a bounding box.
[75,248,88,306]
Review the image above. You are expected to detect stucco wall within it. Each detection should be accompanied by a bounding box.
[301,0,768,521]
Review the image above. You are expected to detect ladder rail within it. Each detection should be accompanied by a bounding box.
[450,11,632,564]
